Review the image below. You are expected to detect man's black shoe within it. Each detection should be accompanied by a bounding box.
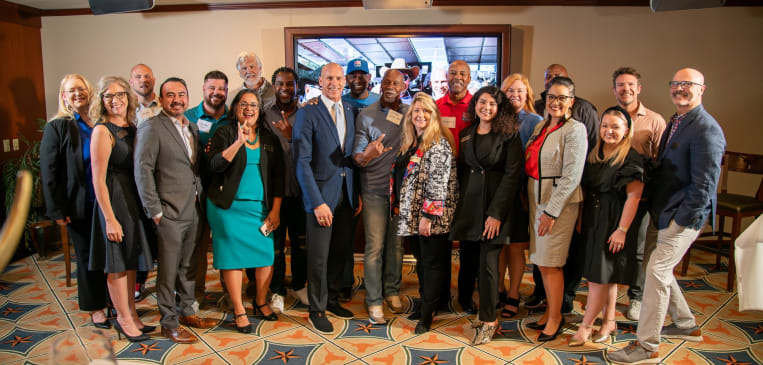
[308,311,333,333]
[327,303,354,319]
[408,309,421,320]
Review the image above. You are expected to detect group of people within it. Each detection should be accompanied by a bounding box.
[40,48,726,364]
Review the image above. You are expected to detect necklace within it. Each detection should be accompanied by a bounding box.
[246,133,259,145]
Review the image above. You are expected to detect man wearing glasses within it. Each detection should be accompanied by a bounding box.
[608,68,725,364]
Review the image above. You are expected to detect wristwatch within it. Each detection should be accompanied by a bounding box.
[617,226,628,233]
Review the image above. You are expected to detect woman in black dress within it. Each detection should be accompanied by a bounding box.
[569,106,645,346]
[90,76,155,342]
[450,86,524,345]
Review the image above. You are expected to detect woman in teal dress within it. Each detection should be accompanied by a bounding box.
[206,89,284,332]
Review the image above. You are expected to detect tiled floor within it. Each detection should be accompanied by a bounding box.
[0,249,760,364]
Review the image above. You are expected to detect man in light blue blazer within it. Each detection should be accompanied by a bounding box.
[609,68,726,364]
[293,62,361,333]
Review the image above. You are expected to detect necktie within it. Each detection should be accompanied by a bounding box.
[666,115,683,145]
[334,103,345,151]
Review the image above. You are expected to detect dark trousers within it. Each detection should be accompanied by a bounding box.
[411,234,452,318]
[69,215,108,311]
[156,207,201,329]
[477,242,503,322]
[269,196,308,294]
[457,240,480,306]
[192,219,210,299]
[531,230,586,305]
[305,187,357,312]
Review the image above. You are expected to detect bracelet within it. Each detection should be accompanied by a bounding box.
[617,226,628,233]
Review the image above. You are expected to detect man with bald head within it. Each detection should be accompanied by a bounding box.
[353,69,408,323]
[129,64,162,125]
[429,68,449,100]
[608,68,725,364]
[293,62,361,333]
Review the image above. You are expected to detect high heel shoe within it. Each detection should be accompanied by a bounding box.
[569,322,593,347]
[255,302,278,321]
[91,312,111,329]
[471,322,497,345]
[500,297,520,318]
[593,320,616,343]
[526,319,547,330]
[114,321,150,342]
[537,317,565,342]
[139,325,156,334]
[233,312,252,334]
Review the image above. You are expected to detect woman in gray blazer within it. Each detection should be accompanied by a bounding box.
[523,77,587,342]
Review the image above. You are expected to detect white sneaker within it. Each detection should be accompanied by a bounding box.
[368,305,386,324]
[626,300,641,321]
[271,293,285,313]
[294,287,309,306]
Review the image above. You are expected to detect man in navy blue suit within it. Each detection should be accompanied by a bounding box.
[609,68,726,364]
[293,62,361,333]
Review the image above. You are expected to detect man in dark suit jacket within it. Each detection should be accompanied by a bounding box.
[608,68,725,364]
[293,63,361,333]
[135,77,216,344]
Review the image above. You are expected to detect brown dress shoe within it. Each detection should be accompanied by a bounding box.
[179,315,218,329]
[161,326,198,344]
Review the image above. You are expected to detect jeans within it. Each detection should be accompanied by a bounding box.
[362,193,404,306]
[636,220,699,352]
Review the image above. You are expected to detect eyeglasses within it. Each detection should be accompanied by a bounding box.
[668,81,703,89]
[547,94,572,103]
[239,102,259,109]
[103,92,127,101]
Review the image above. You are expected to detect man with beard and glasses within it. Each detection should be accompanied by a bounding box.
[353,70,409,324]
[135,77,216,344]
[608,69,724,364]
[342,58,380,110]
[610,67,666,322]
[230,51,275,107]
[525,63,599,315]
[259,66,309,312]
[436,60,475,316]
[293,63,361,333]
[130,64,162,125]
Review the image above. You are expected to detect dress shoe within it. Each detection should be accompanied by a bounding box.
[139,325,157,334]
[91,312,111,329]
[255,302,278,321]
[327,303,354,319]
[593,320,617,343]
[179,315,218,329]
[415,313,433,334]
[161,326,198,344]
[537,318,566,342]
[233,312,252,334]
[309,311,333,334]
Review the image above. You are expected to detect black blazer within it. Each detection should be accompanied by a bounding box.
[450,123,524,243]
[206,122,284,210]
[40,117,91,221]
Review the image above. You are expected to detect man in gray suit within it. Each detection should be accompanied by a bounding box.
[135,77,216,344]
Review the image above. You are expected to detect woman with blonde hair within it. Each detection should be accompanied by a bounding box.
[569,106,646,346]
[89,76,155,342]
[392,92,457,334]
[41,74,112,329]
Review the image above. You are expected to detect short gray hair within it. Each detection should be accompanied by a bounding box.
[235,51,263,72]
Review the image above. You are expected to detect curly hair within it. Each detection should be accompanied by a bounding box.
[465,86,519,136]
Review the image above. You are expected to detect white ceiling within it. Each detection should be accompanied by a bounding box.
[6,0,332,10]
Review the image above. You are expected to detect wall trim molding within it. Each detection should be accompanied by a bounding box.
[0,0,41,27]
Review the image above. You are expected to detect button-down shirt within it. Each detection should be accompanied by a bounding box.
[184,102,230,147]
[666,112,687,145]
[321,94,346,151]
[262,101,300,197]
[166,112,194,162]
[630,102,666,159]
[136,98,162,125]
[436,91,472,155]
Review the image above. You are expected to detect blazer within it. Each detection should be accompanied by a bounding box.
[292,99,359,212]
[206,123,284,210]
[450,124,524,243]
[40,117,90,221]
[536,92,599,153]
[647,104,726,230]
[134,111,204,221]
[527,117,587,218]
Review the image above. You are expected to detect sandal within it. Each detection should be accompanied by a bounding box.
[233,312,252,333]
[500,297,520,318]
[593,319,617,343]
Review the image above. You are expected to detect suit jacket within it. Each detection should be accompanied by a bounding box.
[135,111,204,221]
[450,124,524,243]
[292,99,358,212]
[536,91,599,153]
[648,104,726,230]
[40,117,90,221]
[206,123,284,210]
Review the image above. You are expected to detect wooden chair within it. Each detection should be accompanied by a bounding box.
[681,151,763,291]
[0,171,32,273]
[29,220,72,287]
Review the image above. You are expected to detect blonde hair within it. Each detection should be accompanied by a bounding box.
[88,76,138,126]
[500,73,536,114]
[400,93,455,155]
[589,109,633,166]
[52,74,93,121]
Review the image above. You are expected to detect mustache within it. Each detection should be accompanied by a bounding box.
[672,91,688,98]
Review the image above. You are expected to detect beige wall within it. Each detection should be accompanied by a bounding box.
[41,5,763,193]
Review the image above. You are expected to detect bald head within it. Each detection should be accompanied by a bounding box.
[129,63,156,98]
[430,68,448,100]
[544,63,568,91]
[670,68,706,114]
[319,63,346,102]
[447,60,471,101]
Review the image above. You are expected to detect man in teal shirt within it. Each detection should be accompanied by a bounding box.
[185,70,230,147]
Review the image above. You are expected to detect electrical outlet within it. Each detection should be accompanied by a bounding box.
[12,138,19,151]
[2,140,9,152]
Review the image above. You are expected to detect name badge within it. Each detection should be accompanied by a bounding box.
[442,116,456,129]
[386,110,403,125]
[197,119,213,133]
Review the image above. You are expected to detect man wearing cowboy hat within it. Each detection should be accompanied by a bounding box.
[342,58,380,110]
[383,58,420,104]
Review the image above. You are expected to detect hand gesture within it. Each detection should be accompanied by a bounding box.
[236,123,248,145]
[607,230,626,253]
[271,111,293,140]
[364,134,393,161]
[482,216,501,240]
[354,195,363,216]
[314,203,333,227]
[418,217,432,237]
[106,218,124,243]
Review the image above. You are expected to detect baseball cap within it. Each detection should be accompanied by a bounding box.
[346,58,370,75]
